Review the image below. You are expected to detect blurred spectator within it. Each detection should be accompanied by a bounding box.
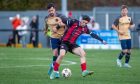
[68,11,73,18]
[44,27,51,48]
[87,19,100,31]
[29,15,39,47]
[137,20,140,30]
[6,34,14,47]
[9,14,22,45]
[17,19,29,47]
[92,20,100,30]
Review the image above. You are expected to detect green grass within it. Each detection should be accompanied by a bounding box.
[0,48,140,84]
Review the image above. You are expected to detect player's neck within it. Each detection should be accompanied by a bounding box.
[121,14,128,17]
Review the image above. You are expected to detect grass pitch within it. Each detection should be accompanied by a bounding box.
[0,48,140,84]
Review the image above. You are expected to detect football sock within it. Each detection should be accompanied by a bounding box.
[118,52,125,60]
[52,56,57,65]
[54,62,60,71]
[125,53,131,63]
[81,63,86,72]
[53,56,57,62]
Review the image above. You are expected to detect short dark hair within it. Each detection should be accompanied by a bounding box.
[47,3,56,9]
[121,5,128,10]
[82,15,91,22]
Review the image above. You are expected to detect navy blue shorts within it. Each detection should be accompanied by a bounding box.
[60,41,80,53]
[50,38,61,50]
[120,39,131,50]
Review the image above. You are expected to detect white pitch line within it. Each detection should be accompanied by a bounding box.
[0,58,77,68]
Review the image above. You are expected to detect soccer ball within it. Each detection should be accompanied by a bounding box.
[62,68,72,78]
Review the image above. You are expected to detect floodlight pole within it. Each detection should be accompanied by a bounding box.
[105,13,109,30]
[61,0,68,17]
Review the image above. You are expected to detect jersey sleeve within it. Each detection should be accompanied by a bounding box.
[113,17,119,27]
[130,17,134,25]
[89,32,103,42]
[57,13,68,24]
[44,17,52,36]
[87,26,103,42]
[65,18,78,27]
[44,16,48,30]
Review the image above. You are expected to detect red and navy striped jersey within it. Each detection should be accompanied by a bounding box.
[62,19,90,44]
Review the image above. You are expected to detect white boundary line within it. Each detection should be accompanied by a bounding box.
[0,58,77,68]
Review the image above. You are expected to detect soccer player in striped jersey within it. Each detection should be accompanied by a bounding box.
[50,15,107,79]
[112,5,135,68]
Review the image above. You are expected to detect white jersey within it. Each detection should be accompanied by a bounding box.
[17,25,28,36]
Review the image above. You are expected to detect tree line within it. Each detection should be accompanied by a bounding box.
[0,0,139,11]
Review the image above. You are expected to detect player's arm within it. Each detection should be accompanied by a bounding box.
[44,18,49,35]
[112,24,124,35]
[55,13,68,30]
[112,17,119,32]
[55,18,65,30]
[57,18,77,30]
[58,13,68,25]
[57,12,77,28]
[112,17,124,35]
[112,24,120,33]
[129,18,135,29]
[66,18,78,27]
[85,26,106,44]
[89,32,107,45]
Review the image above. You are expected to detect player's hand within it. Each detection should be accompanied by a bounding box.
[102,40,107,45]
[118,31,124,35]
[56,24,61,29]
[58,21,65,27]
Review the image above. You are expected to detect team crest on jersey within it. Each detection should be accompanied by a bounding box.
[128,17,131,22]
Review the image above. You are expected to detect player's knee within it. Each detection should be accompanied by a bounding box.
[121,51,125,55]
[127,52,131,56]
[53,53,58,56]
[58,54,65,61]
[83,52,86,56]
[60,53,65,57]
[81,52,86,57]
[53,51,58,56]
[122,50,127,54]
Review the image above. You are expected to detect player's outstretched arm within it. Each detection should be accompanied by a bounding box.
[89,32,107,45]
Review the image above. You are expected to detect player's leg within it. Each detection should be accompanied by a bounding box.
[13,30,16,46]
[118,40,127,60]
[124,39,132,68]
[117,40,127,67]
[48,49,58,75]
[54,49,66,70]
[72,47,94,77]
[50,44,67,79]
[48,38,60,75]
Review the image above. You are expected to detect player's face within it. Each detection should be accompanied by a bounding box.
[121,8,128,16]
[48,7,56,17]
[80,20,89,27]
